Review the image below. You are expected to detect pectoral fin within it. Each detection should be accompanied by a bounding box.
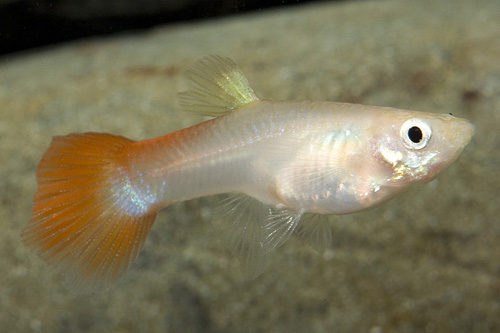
[295,213,334,254]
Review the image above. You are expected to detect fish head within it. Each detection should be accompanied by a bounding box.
[373,111,475,186]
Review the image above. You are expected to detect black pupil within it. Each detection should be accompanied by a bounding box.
[408,126,423,143]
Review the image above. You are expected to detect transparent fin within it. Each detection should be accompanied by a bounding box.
[216,194,269,277]
[215,194,302,278]
[178,55,259,117]
[264,206,303,252]
[296,213,333,254]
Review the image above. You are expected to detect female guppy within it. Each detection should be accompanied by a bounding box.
[21,56,474,291]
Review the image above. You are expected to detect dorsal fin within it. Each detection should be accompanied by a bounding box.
[178,55,259,117]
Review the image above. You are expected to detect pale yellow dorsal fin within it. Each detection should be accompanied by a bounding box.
[178,55,259,117]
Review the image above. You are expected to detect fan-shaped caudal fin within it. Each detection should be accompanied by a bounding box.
[21,132,158,293]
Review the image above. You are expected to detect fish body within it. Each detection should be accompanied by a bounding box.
[21,56,475,291]
[126,100,470,215]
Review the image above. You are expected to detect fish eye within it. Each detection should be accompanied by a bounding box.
[400,118,432,150]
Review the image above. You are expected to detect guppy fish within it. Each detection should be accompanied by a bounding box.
[21,56,474,292]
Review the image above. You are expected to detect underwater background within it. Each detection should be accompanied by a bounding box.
[1,0,499,331]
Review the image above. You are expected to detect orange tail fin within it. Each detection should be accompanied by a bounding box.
[21,132,158,292]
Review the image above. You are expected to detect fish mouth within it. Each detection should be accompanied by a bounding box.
[426,118,475,180]
[452,118,476,147]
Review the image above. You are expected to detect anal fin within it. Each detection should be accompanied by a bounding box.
[215,194,303,278]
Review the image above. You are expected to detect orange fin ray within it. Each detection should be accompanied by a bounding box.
[21,133,158,293]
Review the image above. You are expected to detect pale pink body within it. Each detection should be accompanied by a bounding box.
[122,100,473,217]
